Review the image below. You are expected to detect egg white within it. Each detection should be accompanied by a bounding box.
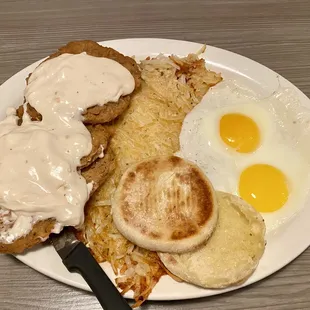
[178,81,310,234]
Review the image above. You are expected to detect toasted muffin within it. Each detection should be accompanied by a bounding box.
[112,156,219,253]
[159,191,266,289]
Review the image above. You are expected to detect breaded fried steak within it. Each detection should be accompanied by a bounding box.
[0,40,139,254]
[16,108,113,172]
[0,145,116,254]
[18,40,141,124]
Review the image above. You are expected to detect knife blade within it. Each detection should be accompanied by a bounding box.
[50,229,131,310]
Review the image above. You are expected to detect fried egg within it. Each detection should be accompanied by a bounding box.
[178,81,310,233]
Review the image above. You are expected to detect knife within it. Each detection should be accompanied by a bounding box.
[50,229,132,310]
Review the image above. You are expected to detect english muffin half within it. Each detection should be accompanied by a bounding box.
[159,191,266,289]
[112,156,218,253]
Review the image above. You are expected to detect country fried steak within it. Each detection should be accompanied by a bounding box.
[0,40,138,254]
[16,109,113,169]
[18,40,141,124]
[0,145,116,254]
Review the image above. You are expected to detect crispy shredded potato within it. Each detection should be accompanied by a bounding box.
[79,52,222,307]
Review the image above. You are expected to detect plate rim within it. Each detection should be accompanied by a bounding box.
[0,37,308,301]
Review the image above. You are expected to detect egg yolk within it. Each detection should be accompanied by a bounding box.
[239,164,289,212]
[219,113,260,153]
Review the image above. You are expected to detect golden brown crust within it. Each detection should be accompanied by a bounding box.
[82,146,116,193]
[83,97,131,124]
[80,124,111,169]
[16,103,42,124]
[0,219,56,254]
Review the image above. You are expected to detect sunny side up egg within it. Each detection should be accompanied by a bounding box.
[177,81,310,233]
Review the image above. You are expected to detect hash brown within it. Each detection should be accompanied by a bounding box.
[81,52,222,307]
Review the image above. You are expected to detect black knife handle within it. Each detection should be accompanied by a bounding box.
[63,242,131,310]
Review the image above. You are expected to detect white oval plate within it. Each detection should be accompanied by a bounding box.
[1,38,310,301]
